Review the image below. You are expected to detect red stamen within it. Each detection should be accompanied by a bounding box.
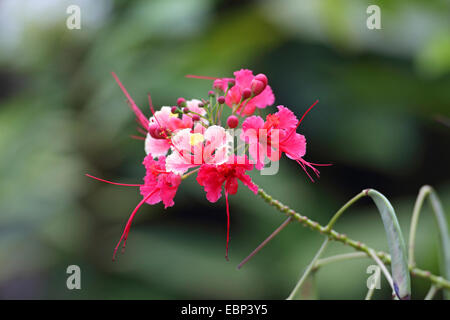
[147,93,154,113]
[85,174,143,187]
[225,190,230,261]
[131,135,145,140]
[185,74,219,80]
[113,189,157,260]
[296,159,315,182]
[136,127,147,135]
[111,72,149,131]
[296,158,324,182]
[296,99,319,131]
[282,99,319,143]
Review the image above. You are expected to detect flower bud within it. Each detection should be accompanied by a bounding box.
[192,114,200,122]
[218,96,225,104]
[227,115,239,128]
[228,79,235,88]
[177,97,186,107]
[254,73,268,87]
[251,79,266,96]
[183,107,189,114]
[213,79,223,90]
[242,88,252,100]
[171,106,178,114]
[208,90,215,97]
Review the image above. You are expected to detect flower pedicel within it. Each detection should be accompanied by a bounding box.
[87,69,329,260]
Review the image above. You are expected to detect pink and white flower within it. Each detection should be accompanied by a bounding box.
[166,125,232,175]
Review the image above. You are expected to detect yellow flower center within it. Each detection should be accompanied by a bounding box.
[190,133,204,146]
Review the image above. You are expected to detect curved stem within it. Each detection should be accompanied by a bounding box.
[313,252,368,271]
[256,186,450,290]
[409,186,431,267]
[287,238,329,300]
[408,185,450,299]
[326,190,367,231]
[367,248,395,294]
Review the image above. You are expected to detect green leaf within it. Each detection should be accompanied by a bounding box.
[367,189,411,300]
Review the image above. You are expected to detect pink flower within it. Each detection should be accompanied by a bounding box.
[140,155,182,209]
[165,125,232,175]
[116,155,181,260]
[86,156,182,261]
[224,69,275,116]
[145,106,195,158]
[196,155,258,260]
[241,103,328,180]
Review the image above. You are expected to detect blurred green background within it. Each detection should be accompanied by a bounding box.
[0,0,449,299]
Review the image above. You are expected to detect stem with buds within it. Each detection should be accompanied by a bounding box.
[254,186,450,294]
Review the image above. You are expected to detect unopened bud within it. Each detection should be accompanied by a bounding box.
[192,114,200,121]
[227,115,239,128]
[177,97,186,107]
[218,96,225,104]
[171,106,178,114]
[254,73,268,87]
[242,88,252,100]
[251,79,266,96]
[213,79,223,90]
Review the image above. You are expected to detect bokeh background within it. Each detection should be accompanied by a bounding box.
[0,0,449,299]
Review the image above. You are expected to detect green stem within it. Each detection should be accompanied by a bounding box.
[408,185,450,299]
[326,190,367,231]
[312,252,368,271]
[367,248,395,294]
[256,186,450,290]
[425,285,439,300]
[287,238,329,300]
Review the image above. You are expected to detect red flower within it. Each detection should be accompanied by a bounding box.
[196,155,258,260]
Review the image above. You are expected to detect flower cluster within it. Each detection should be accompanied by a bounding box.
[88,69,328,260]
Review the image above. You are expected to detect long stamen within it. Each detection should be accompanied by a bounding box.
[130,135,146,140]
[185,74,219,80]
[306,162,333,167]
[113,189,157,260]
[296,99,319,131]
[282,99,319,143]
[112,72,150,130]
[296,158,325,182]
[136,126,148,135]
[147,93,154,113]
[296,159,315,182]
[225,190,230,261]
[85,174,143,187]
